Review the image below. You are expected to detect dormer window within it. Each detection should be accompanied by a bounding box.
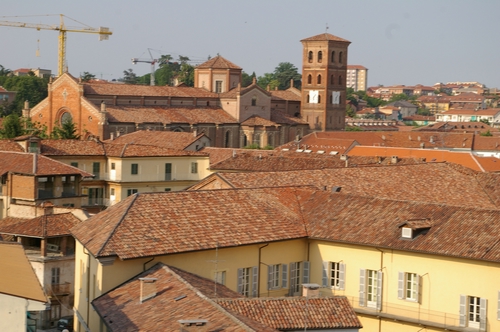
[402,227,413,239]
[399,219,432,239]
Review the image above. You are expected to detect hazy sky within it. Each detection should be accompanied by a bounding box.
[1,0,498,88]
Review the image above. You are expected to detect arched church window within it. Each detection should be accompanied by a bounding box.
[317,75,322,84]
[331,51,335,63]
[307,75,312,84]
[318,51,323,63]
[61,112,72,124]
[308,51,313,63]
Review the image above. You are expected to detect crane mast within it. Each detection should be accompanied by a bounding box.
[0,14,112,76]
[132,48,158,86]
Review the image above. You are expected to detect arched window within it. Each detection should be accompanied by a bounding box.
[338,75,342,85]
[308,51,313,63]
[331,51,335,63]
[61,112,72,124]
[329,94,333,104]
[242,134,248,147]
[317,75,322,84]
[307,94,310,103]
[339,51,343,64]
[330,75,334,85]
[318,51,323,63]
[339,95,342,104]
[318,94,321,104]
[307,74,312,84]
[251,96,257,106]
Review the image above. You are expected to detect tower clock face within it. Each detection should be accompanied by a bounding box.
[309,90,319,104]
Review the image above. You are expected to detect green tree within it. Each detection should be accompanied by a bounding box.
[122,69,138,85]
[346,104,357,118]
[273,62,301,89]
[177,63,195,87]
[0,75,49,116]
[479,118,490,125]
[51,119,80,139]
[242,71,256,87]
[257,73,279,90]
[480,130,493,136]
[80,72,96,82]
[0,114,24,138]
[417,108,431,116]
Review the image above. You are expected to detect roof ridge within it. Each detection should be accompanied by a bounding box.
[96,194,139,257]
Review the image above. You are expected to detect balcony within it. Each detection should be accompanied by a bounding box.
[47,282,71,296]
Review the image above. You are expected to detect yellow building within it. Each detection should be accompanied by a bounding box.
[71,186,500,332]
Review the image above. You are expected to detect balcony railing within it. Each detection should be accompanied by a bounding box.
[85,197,110,207]
[47,282,71,296]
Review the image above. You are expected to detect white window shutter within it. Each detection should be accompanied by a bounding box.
[359,269,366,307]
[397,272,404,299]
[322,261,329,287]
[376,271,383,311]
[417,274,422,304]
[237,268,243,294]
[267,265,272,290]
[339,263,345,290]
[459,294,466,327]
[303,261,310,284]
[289,262,297,295]
[480,298,487,331]
[498,291,500,320]
[251,266,258,297]
[282,264,288,289]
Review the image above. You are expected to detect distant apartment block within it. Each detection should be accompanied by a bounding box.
[347,65,368,91]
[11,68,52,79]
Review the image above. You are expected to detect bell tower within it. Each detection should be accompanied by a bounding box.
[300,33,351,131]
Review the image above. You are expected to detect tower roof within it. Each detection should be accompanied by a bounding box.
[196,55,242,70]
[301,33,351,43]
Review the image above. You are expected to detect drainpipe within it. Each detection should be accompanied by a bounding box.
[257,243,269,298]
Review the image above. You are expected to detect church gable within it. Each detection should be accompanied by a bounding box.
[239,85,272,121]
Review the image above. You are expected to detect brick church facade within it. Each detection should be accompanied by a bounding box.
[23,33,349,147]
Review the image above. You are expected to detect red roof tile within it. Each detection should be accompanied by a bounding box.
[196,55,242,70]
[301,33,351,43]
[84,82,218,98]
[103,130,207,150]
[0,213,81,238]
[240,115,278,127]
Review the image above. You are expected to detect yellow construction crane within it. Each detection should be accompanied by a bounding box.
[0,14,112,76]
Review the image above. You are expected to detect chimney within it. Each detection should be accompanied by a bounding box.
[290,78,294,89]
[178,320,208,331]
[139,278,158,303]
[41,201,54,215]
[22,100,30,118]
[110,132,114,140]
[101,101,106,112]
[193,129,197,137]
[32,154,37,174]
[391,155,398,164]
[302,283,320,298]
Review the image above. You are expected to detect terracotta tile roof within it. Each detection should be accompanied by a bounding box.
[303,192,500,263]
[196,55,242,70]
[347,65,367,70]
[202,147,423,171]
[92,263,277,332]
[203,163,499,209]
[106,106,238,124]
[270,110,308,125]
[0,213,81,238]
[474,156,500,172]
[293,131,475,150]
[71,188,309,260]
[215,296,362,330]
[413,121,492,133]
[0,151,94,177]
[269,89,301,101]
[442,108,500,115]
[278,136,358,154]
[103,130,207,150]
[301,33,351,43]
[347,146,491,172]
[472,136,500,151]
[84,82,218,98]
[41,139,106,156]
[0,242,47,303]
[0,139,25,152]
[240,115,279,127]
[102,142,207,158]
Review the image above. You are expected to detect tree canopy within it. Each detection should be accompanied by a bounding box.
[257,62,301,90]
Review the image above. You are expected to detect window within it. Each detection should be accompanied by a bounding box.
[110,188,115,196]
[289,261,309,295]
[51,267,60,285]
[460,295,486,330]
[110,162,115,170]
[127,189,138,196]
[215,80,223,93]
[165,188,171,192]
[398,272,420,302]
[191,162,198,174]
[251,96,257,106]
[339,75,342,85]
[331,51,335,63]
[165,163,172,180]
[214,271,226,285]
[317,75,322,84]
[70,162,78,168]
[92,162,100,179]
[317,51,323,63]
[359,269,382,309]
[322,261,345,290]
[307,74,312,84]
[339,51,343,64]
[330,75,334,85]
[237,267,258,297]
[131,163,138,175]
[267,264,288,290]
[308,51,313,63]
